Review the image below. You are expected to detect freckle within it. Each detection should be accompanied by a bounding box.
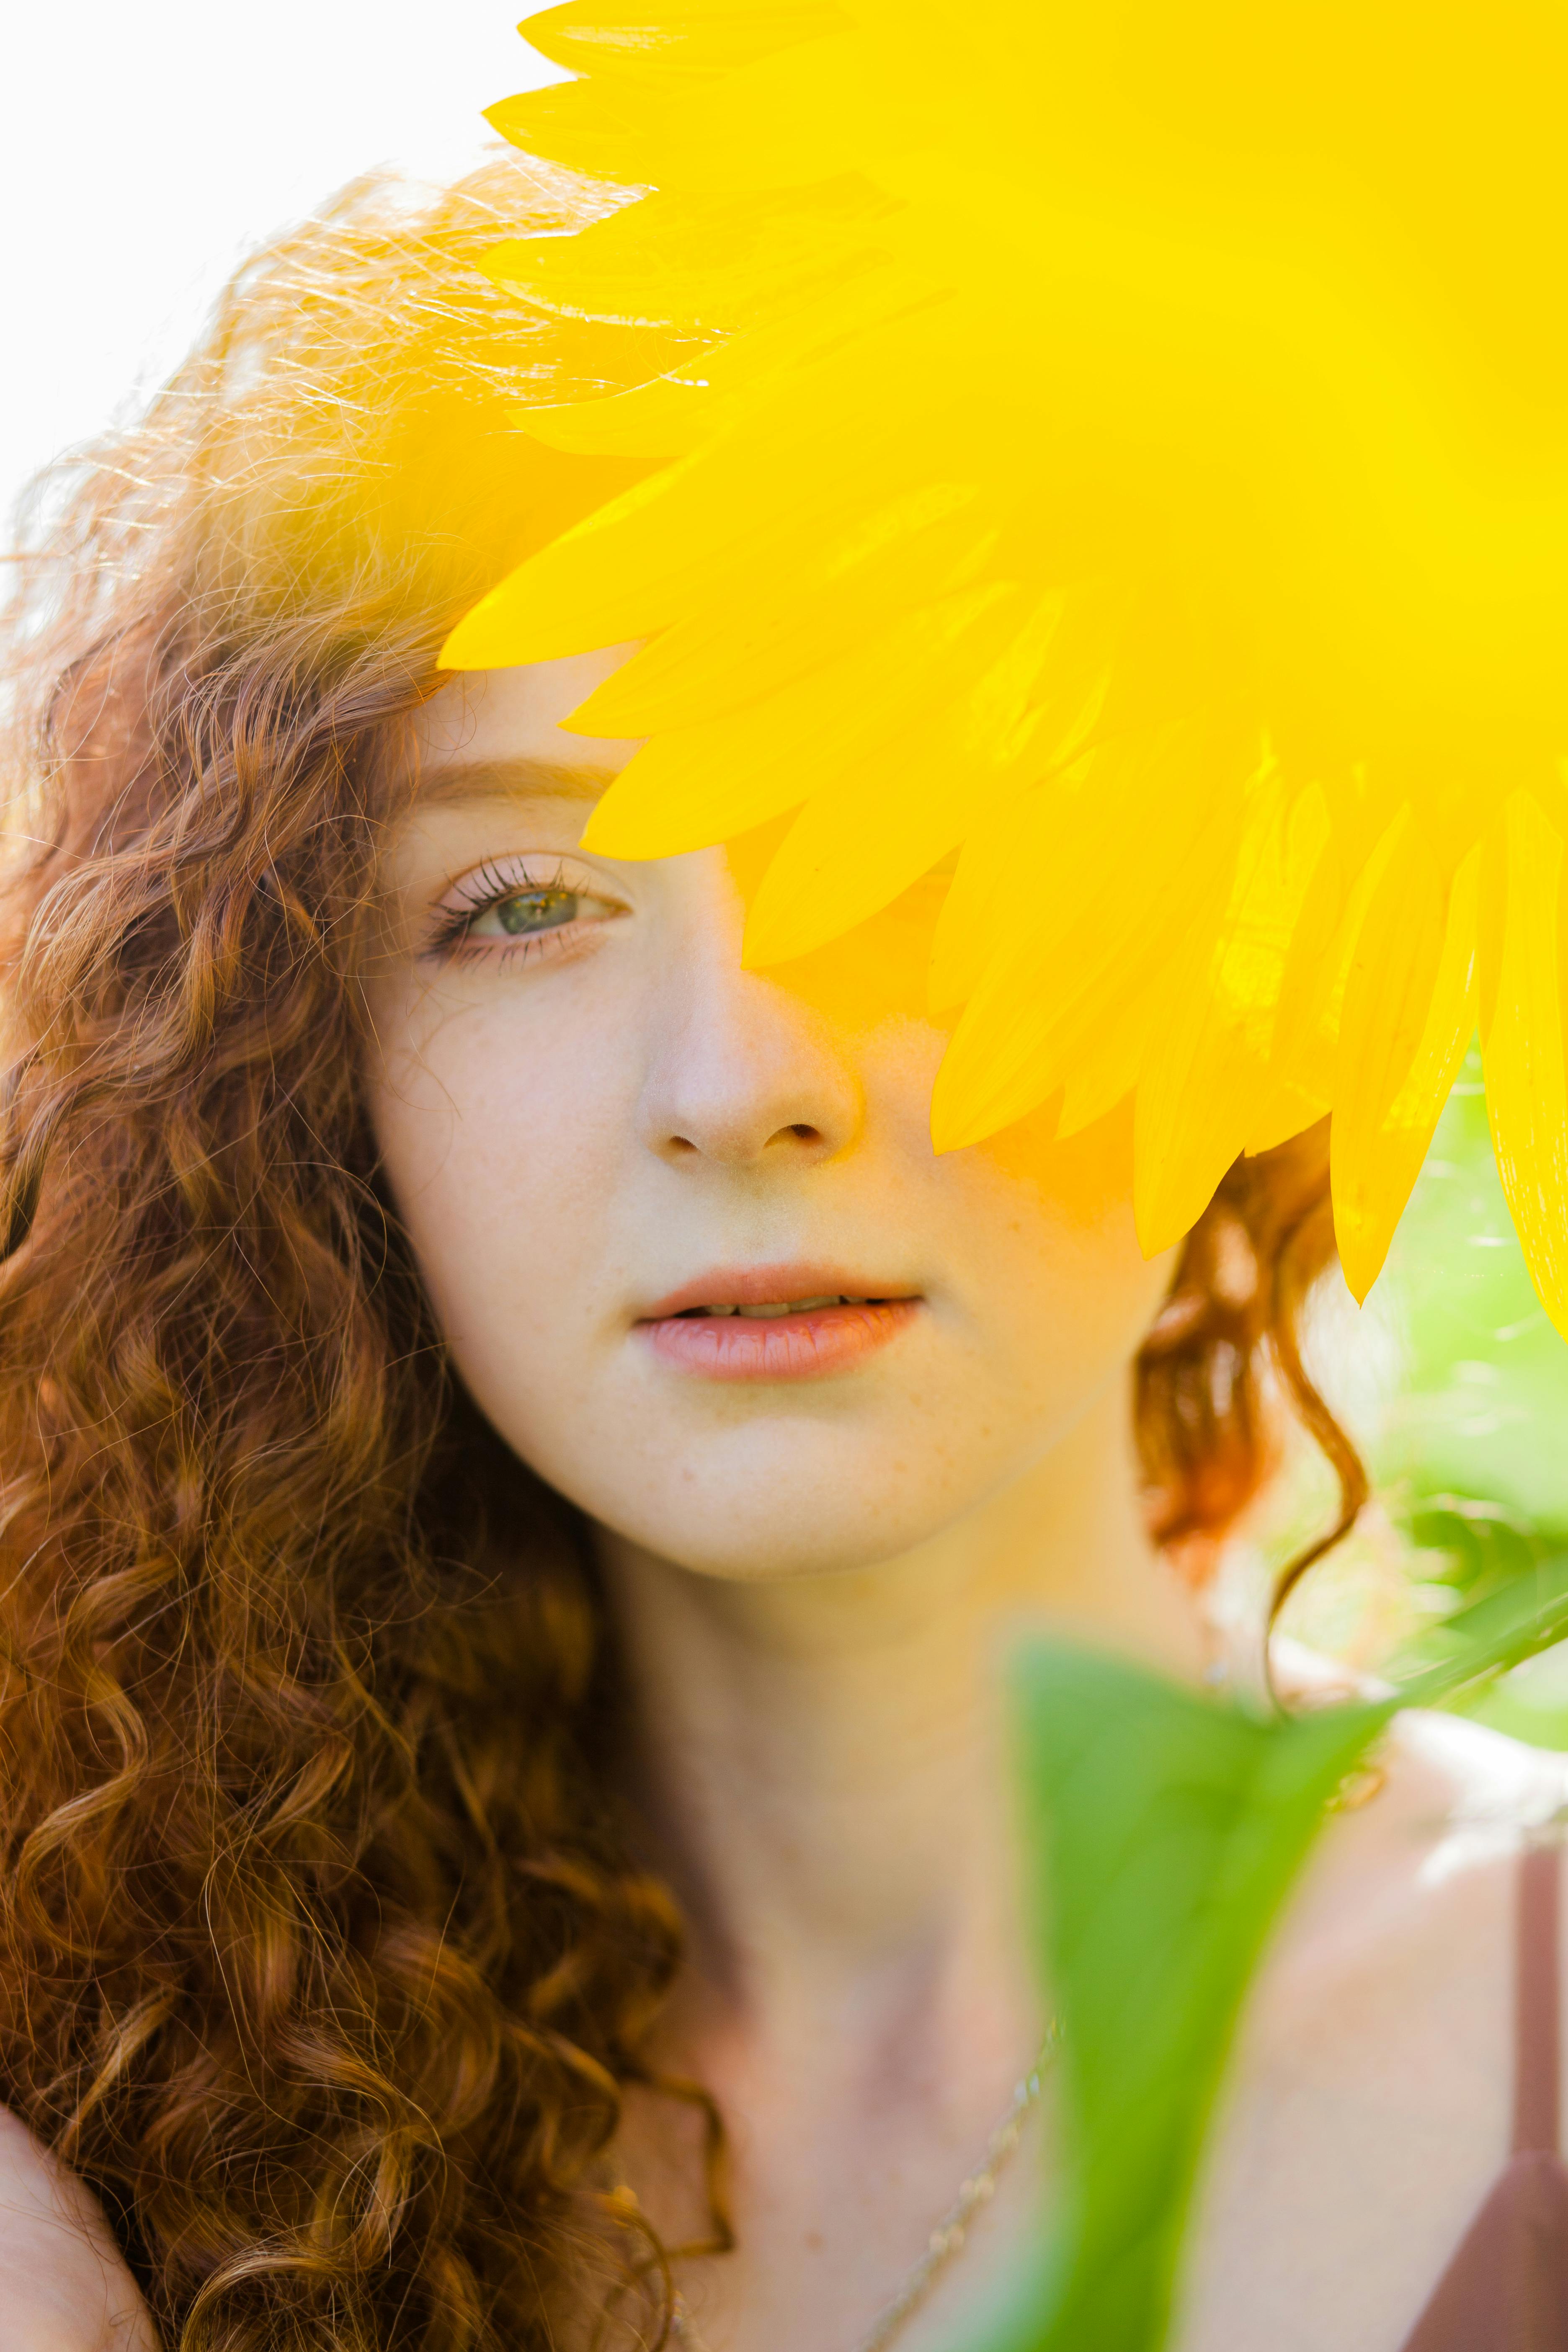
[805,2230,823,2251]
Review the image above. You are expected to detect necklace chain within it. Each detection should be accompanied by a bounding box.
[668,2020,1061,2352]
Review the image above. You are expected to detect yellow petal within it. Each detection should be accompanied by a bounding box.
[521,1,846,85]
[582,581,1021,859]
[569,487,990,735]
[1331,823,1480,1301]
[579,707,812,855]
[932,720,1243,1152]
[1056,988,1157,1138]
[449,0,1568,1282]
[513,376,717,461]
[740,744,965,966]
[1133,755,1327,1252]
[1132,918,1264,1258]
[1483,792,1568,1336]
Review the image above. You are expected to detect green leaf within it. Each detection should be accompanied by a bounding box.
[1003,1642,1393,2352]
[1375,1054,1568,1540]
[978,1070,1568,2352]
[1394,1547,1568,1708]
[994,1599,1568,2352]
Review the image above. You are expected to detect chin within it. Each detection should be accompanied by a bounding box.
[601,1515,941,1585]
[562,1434,1016,1586]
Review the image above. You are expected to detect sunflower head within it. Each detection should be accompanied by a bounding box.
[444,0,1568,1330]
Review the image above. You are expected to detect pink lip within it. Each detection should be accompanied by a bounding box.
[635,1265,922,1382]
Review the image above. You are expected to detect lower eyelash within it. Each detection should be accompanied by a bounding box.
[421,861,616,965]
[439,930,569,970]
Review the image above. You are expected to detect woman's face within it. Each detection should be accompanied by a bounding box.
[364,652,1174,1581]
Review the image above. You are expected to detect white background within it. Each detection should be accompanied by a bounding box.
[1,0,563,538]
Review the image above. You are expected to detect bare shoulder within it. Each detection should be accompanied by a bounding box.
[0,2108,154,2352]
[1255,1640,1568,1997]
[1273,1699,1568,1996]
[1176,1702,1568,2351]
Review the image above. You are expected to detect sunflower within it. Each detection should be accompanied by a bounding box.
[442,0,1568,1330]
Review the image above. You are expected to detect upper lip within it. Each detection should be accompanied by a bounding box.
[637,1265,922,1320]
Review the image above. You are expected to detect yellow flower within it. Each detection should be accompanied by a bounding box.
[442,0,1568,1328]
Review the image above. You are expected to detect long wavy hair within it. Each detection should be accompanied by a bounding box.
[0,162,1357,2350]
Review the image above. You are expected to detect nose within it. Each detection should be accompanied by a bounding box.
[636,856,864,1170]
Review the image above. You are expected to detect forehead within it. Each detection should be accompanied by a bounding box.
[415,647,643,798]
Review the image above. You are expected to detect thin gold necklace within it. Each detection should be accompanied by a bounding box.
[668,2020,1061,2352]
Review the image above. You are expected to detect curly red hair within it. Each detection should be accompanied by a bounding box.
[0,165,1356,2349]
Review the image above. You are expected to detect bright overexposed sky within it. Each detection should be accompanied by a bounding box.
[2,0,563,537]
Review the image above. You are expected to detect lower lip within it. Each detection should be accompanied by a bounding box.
[637,1299,921,1381]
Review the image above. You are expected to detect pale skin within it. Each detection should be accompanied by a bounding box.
[4,649,1566,2352]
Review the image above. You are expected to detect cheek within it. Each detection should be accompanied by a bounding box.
[363,960,1176,1580]
[949,1109,1175,1415]
[983,1088,1142,1230]
[365,979,637,1383]
[727,825,1144,1235]
[724,814,949,1029]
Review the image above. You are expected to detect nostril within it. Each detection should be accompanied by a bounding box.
[653,1120,829,1162]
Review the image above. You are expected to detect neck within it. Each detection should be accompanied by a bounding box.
[598,1378,1202,2082]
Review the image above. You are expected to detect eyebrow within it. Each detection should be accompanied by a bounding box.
[415,755,619,807]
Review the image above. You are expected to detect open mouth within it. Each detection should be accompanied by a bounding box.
[636,1275,922,1380]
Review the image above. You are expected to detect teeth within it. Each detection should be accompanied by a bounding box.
[700,1294,860,1319]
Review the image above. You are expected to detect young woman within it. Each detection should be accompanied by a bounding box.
[0,165,1562,2352]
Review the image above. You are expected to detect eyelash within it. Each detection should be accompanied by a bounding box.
[423,858,624,967]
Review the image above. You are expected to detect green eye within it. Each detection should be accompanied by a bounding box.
[430,868,622,961]
[495,888,580,936]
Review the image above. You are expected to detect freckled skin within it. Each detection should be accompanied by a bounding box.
[0,2112,157,2351]
[0,652,1194,2349]
[7,652,1556,2352]
[363,653,1175,1586]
